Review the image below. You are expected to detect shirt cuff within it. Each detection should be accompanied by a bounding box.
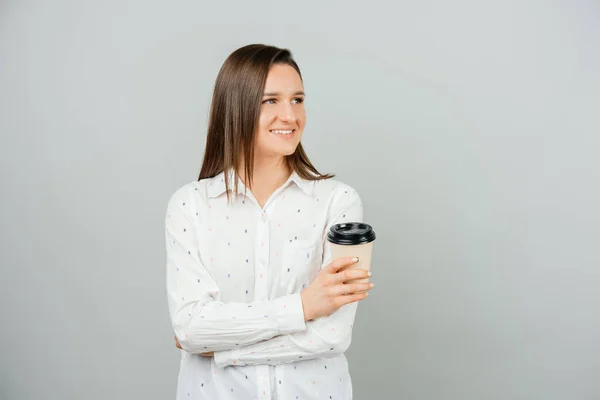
[274,293,306,335]
[214,348,243,368]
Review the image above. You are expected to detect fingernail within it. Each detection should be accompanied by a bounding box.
[370,283,375,288]
[367,271,372,277]
[352,257,359,263]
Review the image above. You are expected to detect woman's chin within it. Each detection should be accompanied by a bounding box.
[281,144,300,156]
[263,144,299,158]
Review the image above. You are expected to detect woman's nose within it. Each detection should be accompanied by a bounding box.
[278,102,297,122]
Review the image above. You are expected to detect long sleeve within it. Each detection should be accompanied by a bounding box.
[166,186,306,354]
[214,186,364,367]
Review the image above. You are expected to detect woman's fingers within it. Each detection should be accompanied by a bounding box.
[330,268,371,284]
[330,282,374,296]
[322,256,359,274]
[301,257,374,321]
[335,291,369,307]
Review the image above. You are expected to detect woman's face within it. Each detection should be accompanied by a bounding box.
[254,64,306,159]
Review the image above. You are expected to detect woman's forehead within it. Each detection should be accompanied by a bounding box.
[264,65,303,93]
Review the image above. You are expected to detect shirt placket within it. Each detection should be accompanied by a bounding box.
[255,206,271,399]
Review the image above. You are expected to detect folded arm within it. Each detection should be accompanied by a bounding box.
[166,186,306,354]
[214,185,364,367]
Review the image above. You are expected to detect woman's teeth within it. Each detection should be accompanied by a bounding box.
[271,129,294,135]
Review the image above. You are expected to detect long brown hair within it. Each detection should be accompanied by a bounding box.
[198,44,334,200]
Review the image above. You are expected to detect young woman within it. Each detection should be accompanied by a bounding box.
[165,44,374,400]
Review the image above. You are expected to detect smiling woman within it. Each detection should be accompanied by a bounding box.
[255,64,306,158]
[165,44,373,400]
[198,45,332,203]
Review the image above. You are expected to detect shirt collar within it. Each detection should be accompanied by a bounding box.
[206,168,314,198]
[289,170,315,196]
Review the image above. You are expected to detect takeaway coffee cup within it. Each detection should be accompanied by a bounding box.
[326,222,376,284]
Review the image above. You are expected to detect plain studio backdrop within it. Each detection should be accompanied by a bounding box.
[1,1,599,399]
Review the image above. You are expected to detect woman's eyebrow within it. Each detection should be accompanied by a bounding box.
[262,91,305,97]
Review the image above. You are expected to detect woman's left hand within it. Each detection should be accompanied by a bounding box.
[174,335,214,356]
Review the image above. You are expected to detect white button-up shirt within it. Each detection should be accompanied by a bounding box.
[165,168,364,400]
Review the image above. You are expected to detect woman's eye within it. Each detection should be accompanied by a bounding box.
[262,98,304,105]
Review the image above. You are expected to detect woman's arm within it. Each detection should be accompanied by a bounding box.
[166,185,306,354]
[214,186,366,367]
[214,300,359,367]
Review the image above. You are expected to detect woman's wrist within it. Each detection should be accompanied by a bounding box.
[300,291,313,322]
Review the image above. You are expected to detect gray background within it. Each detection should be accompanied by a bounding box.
[1,0,599,399]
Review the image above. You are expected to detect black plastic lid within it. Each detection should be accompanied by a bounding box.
[326,222,376,245]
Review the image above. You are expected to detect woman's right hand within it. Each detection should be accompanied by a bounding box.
[300,256,373,322]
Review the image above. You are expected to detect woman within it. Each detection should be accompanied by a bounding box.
[165,44,374,400]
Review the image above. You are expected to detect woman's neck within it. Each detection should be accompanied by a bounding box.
[238,156,291,194]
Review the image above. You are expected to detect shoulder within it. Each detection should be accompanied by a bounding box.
[313,177,363,222]
[165,179,210,212]
[313,177,361,201]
